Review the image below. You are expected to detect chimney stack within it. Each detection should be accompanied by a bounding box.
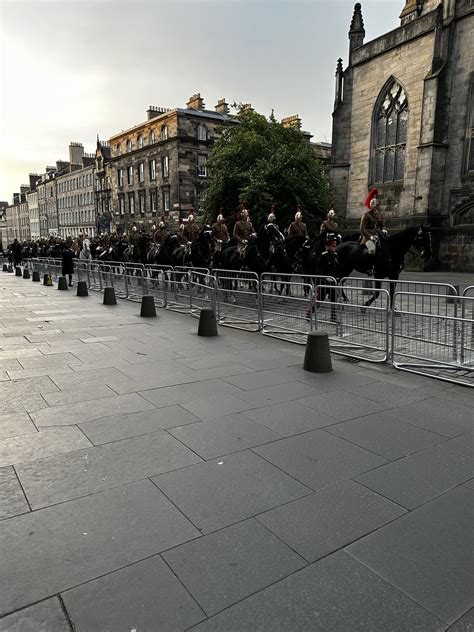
[147,105,172,120]
[187,93,205,110]
[215,98,230,115]
[281,115,302,130]
[29,174,40,191]
[69,142,84,166]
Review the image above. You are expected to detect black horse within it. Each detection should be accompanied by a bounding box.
[189,226,214,270]
[336,225,432,306]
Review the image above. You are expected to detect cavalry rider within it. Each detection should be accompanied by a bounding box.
[360,188,386,255]
[129,222,140,256]
[212,212,229,242]
[183,213,200,244]
[233,205,255,253]
[288,206,309,238]
[320,209,338,235]
[316,233,339,317]
[266,205,279,228]
[153,218,169,246]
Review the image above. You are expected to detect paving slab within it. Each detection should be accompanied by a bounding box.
[0,375,59,395]
[222,365,314,391]
[16,430,202,508]
[384,397,474,437]
[0,411,37,440]
[30,392,154,427]
[0,479,199,616]
[438,431,474,459]
[152,450,311,533]
[0,466,30,520]
[298,389,391,421]
[0,598,70,632]
[141,378,241,409]
[191,551,445,632]
[62,554,205,632]
[253,429,386,491]
[234,381,321,407]
[169,413,281,459]
[327,412,447,460]
[0,426,92,467]
[79,406,199,444]
[0,393,47,415]
[348,486,474,625]
[447,608,474,631]
[257,479,405,562]
[180,393,256,420]
[106,371,198,395]
[163,518,306,616]
[355,443,474,509]
[41,383,117,406]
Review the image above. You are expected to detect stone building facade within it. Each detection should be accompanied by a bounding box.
[27,190,40,240]
[330,0,474,270]
[101,94,235,233]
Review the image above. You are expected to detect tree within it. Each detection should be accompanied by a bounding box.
[203,107,330,234]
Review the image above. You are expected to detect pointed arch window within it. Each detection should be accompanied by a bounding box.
[372,79,408,184]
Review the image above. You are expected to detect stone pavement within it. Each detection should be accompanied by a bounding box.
[0,271,472,632]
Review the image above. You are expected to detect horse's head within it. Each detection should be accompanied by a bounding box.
[413,225,432,260]
[265,222,285,243]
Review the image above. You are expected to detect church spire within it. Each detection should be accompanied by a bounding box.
[349,3,365,58]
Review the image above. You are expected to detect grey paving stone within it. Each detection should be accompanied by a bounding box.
[30,392,154,427]
[0,393,46,415]
[347,381,438,406]
[6,366,75,380]
[0,597,70,632]
[176,353,245,371]
[385,397,473,437]
[0,359,22,372]
[301,370,378,391]
[62,554,205,632]
[49,366,128,390]
[41,383,116,407]
[0,466,30,520]
[0,479,199,616]
[222,366,311,391]
[16,430,202,508]
[191,551,445,632]
[141,378,240,409]
[0,375,59,395]
[181,393,255,420]
[298,390,390,421]
[0,426,93,467]
[253,429,385,491]
[17,352,79,369]
[348,486,474,625]
[355,443,474,509]
[327,412,446,460]
[447,608,474,631]
[152,450,311,533]
[107,371,198,395]
[439,431,474,459]
[243,400,345,436]
[169,413,281,459]
[163,519,306,616]
[0,371,8,381]
[79,406,199,444]
[184,364,254,381]
[257,479,406,562]
[234,381,321,407]
[0,412,37,440]
[0,347,42,359]
[464,478,474,489]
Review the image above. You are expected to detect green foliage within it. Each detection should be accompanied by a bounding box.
[203,107,331,234]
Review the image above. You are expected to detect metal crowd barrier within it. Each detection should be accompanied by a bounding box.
[189,271,217,317]
[261,280,314,344]
[214,269,260,331]
[143,264,172,308]
[392,291,474,387]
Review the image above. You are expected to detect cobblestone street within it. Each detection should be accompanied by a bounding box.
[0,271,473,631]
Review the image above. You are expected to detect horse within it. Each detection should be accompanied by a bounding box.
[188,226,214,270]
[79,240,92,261]
[336,225,432,307]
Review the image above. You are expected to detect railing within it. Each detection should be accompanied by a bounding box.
[214,269,260,331]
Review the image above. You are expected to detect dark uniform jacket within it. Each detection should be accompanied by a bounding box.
[212,222,229,241]
[360,210,385,244]
[233,219,255,243]
[320,219,338,234]
[316,250,339,278]
[288,221,308,238]
[61,248,75,275]
[183,223,199,242]
[153,227,169,245]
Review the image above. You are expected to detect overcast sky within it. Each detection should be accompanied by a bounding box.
[0,0,401,201]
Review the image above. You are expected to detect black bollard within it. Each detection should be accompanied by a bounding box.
[303,331,332,373]
[7,264,13,273]
[15,267,22,277]
[43,273,49,285]
[140,295,157,317]
[198,308,218,337]
[76,281,88,297]
[32,271,40,282]
[2,264,7,272]
[57,276,68,291]
[103,287,117,305]
[23,268,30,279]
[43,273,53,286]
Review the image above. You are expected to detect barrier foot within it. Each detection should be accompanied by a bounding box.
[77,281,89,297]
[23,268,31,279]
[43,273,53,286]
[198,308,218,337]
[15,267,22,277]
[303,331,332,373]
[140,295,156,317]
[2,264,7,272]
[32,271,40,282]
[103,287,117,305]
[58,276,68,291]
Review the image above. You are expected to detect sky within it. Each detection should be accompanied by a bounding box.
[0,0,402,201]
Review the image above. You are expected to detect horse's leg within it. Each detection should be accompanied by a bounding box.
[364,279,381,307]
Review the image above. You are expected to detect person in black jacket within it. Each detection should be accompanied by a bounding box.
[316,233,340,320]
[10,239,23,266]
[61,240,75,286]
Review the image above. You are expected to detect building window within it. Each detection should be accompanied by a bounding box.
[150,159,156,180]
[161,125,168,141]
[197,154,208,177]
[126,139,132,153]
[119,196,125,215]
[149,129,155,144]
[150,191,157,215]
[163,189,170,212]
[162,156,169,178]
[138,162,145,183]
[371,79,408,184]
[127,166,133,185]
[139,191,146,214]
[128,193,135,215]
[197,124,207,141]
[138,135,143,149]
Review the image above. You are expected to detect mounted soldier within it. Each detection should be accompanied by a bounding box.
[153,219,169,246]
[320,209,338,236]
[288,206,308,238]
[360,188,387,255]
[183,213,199,245]
[233,205,255,254]
[212,212,229,242]
[266,205,279,229]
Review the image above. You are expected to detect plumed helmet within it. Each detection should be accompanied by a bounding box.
[188,214,194,222]
[268,213,276,222]
[295,211,302,221]
[365,187,379,209]
[179,224,185,231]
[151,224,156,230]
[217,214,224,222]
[369,198,378,210]
[241,209,249,217]
[328,209,335,218]
[159,221,165,228]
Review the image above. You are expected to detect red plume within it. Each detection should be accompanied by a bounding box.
[365,188,378,209]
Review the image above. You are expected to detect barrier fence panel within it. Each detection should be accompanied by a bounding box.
[47,258,62,281]
[315,285,390,363]
[392,292,474,387]
[260,273,337,299]
[104,261,127,299]
[144,265,172,308]
[215,270,260,331]
[75,261,89,285]
[261,280,314,344]
[165,270,192,313]
[124,264,145,302]
[189,272,216,317]
[88,260,103,292]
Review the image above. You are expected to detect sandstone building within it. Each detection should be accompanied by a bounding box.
[330,0,474,270]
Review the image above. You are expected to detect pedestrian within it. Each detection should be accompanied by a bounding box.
[10,238,23,266]
[62,239,75,286]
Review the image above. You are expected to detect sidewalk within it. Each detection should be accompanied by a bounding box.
[0,272,472,631]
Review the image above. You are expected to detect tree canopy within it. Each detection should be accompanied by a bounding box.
[202,108,331,233]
